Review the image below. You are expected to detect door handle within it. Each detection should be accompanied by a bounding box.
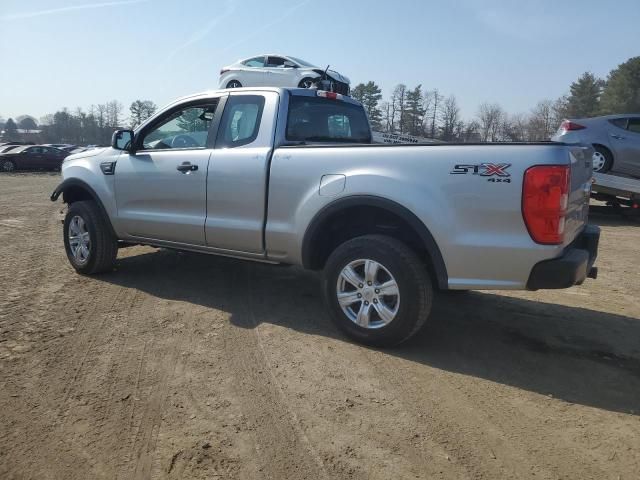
[611,134,625,140]
[177,162,198,173]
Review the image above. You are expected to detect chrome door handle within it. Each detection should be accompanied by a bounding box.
[611,134,625,140]
[177,162,198,173]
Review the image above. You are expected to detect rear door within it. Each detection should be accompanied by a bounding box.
[239,56,268,86]
[115,97,225,245]
[205,91,279,252]
[616,117,640,176]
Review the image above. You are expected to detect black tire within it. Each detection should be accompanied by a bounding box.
[592,145,613,173]
[1,159,16,172]
[298,77,316,89]
[322,234,433,347]
[226,80,242,88]
[63,200,118,274]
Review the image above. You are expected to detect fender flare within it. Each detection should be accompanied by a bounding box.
[50,178,117,237]
[301,195,448,289]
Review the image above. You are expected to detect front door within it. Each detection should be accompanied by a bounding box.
[264,56,294,87]
[115,99,223,245]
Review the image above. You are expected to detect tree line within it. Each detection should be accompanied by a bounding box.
[0,100,157,145]
[1,56,638,145]
[352,56,639,141]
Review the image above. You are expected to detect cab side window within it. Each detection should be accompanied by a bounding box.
[139,103,218,150]
[216,95,265,148]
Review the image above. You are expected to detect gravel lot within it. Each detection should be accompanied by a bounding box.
[1,173,639,480]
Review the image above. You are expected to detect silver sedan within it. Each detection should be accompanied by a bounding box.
[552,114,640,177]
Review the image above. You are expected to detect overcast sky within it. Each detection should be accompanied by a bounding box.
[0,0,638,121]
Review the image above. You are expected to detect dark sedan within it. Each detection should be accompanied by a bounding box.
[0,145,69,172]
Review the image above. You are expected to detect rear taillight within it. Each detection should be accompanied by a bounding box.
[220,68,230,75]
[522,165,570,245]
[560,120,586,131]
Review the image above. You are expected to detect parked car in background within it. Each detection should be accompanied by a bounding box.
[552,114,640,177]
[219,54,350,95]
[43,143,76,151]
[0,145,69,172]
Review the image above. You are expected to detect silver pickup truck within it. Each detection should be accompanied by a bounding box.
[51,87,600,346]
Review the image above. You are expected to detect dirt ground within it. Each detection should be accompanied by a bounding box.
[0,173,639,480]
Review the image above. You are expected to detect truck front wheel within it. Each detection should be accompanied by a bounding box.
[322,235,433,347]
[63,200,118,274]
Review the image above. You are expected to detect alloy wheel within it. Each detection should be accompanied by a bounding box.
[68,215,91,265]
[336,259,400,329]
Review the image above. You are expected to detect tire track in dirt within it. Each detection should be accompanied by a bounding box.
[208,262,329,480]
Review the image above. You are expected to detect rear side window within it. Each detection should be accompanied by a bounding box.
[609,118,628,129]
[286,96,371,143]
[216,95,265,148]
[242,57,264,67]
[627,118,640,134]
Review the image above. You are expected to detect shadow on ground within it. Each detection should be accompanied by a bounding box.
[99,248,640,415]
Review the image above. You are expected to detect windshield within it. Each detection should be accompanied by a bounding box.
[288,56,316,68]
[286,96,371,144]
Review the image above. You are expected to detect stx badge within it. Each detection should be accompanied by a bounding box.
[450,163,512,182]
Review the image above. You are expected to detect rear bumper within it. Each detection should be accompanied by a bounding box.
[526,225,600,290]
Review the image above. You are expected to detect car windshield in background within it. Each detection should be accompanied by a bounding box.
[286,96,371,144]
[288,56,316,68]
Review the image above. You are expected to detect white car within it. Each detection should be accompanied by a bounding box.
[219,54,350,95]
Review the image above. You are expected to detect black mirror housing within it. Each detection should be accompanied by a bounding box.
[112,129,134,152]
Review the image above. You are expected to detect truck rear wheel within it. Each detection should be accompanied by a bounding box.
[322,235,433,347]
[63,200,118,274]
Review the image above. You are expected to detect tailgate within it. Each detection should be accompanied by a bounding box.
[564,145,593,245]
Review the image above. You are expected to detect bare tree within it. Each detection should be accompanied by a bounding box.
[477,103,504,142]
[106,100,123,128]
[528,100,559,140]
[420,89,434,136]
[439,95,461,141]
[390,84,407,133]
[428,89,442,138]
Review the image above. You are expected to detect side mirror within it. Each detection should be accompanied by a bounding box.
[112,129,134,152]
[284,61,298,68]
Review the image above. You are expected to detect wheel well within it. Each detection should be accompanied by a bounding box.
[62,185,94,204]
[58,183,117,237]
[302,202,447,288]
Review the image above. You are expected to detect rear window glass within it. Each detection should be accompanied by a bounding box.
[609,118,628,129]
[243,57,264,67]
[286,96,371,143]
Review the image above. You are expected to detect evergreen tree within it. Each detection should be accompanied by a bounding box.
[600,56,640,114]
[403,85,425,136]
[351,82,383,130]
[565,72,604,118]
[3,118,18,140]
